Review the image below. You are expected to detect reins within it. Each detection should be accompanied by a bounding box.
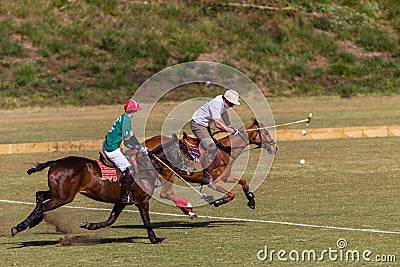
[149,153,205,198]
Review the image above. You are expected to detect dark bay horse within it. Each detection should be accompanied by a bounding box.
[11,134,186,244]
[145,118,278,212]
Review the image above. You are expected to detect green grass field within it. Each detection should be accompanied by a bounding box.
[0,96,399,266]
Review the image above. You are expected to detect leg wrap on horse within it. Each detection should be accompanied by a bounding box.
[13,202,44,235]
[242,184,255,209]
[213,196,232,207]
[120,167,135,205]
[172,196,192,215]
[242,184,255,200]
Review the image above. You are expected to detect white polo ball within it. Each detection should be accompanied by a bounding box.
[301,129,307,136]
[299,159,305,165]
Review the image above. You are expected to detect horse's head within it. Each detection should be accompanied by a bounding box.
[159,133,191,174]
[245,117,279,155]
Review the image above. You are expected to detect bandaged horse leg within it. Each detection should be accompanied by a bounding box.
[159,174,198,219]
[171,195,197,219]
[11,190,51,236]
[211,179,236,207]
[213,190,235,207]
[226,176,256,209]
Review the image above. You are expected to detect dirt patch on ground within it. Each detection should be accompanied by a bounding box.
[337,40,392,59]
[196,52,221,62]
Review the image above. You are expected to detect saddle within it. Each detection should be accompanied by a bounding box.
[181,132,222,168]
[98,151,139,178]
[182,132,200,148]
[99,151,115,168]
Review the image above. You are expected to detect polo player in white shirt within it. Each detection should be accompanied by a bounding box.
[190,89,241,189]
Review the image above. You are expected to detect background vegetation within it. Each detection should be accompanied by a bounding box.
[1,0,399,108]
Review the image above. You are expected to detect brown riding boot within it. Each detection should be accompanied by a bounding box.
[200,143,217,190]
[120,167,135,204]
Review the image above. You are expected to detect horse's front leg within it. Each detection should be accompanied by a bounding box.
[210,179,236,207]
[136,199,163,244]
[226,176,255,209]
[80,203,125,230]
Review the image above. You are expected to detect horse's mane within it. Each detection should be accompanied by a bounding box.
[210,131,235,155]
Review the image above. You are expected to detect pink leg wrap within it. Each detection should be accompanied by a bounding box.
[172,195,189,207]
[172,196,192,215]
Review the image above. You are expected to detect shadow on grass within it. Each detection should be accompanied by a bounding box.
[113,219,243,229]
[7,220,242,248]
[8,235,149,248]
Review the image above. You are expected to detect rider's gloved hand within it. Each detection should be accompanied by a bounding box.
[231,129,240,136]
[137,145,148,155]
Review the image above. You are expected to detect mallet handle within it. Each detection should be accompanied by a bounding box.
[245,113,312,132]
[245,119,307,132]
[150,153,205,197]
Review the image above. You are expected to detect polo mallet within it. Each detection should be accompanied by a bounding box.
[245,113,312,132]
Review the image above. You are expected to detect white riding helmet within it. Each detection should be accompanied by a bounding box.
[223,89,240,105]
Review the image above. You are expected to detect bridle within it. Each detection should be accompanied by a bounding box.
[248,124,274,149]
[211,124,274,159]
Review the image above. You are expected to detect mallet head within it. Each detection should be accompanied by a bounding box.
[306,113,312,127]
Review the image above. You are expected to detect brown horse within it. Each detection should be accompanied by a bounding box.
[144,118,278,212]
[11,134,186,244]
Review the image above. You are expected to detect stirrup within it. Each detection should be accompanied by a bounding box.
[121,193,134,205]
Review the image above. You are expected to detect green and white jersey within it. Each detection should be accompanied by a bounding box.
[103,113,132,152]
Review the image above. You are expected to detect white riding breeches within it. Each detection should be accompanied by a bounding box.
[102,146,131,172]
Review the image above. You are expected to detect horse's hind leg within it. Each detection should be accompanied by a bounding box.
[160,176,197,219]
[12,187,77,237]
[11,190,51,236]
[81,203,125,230]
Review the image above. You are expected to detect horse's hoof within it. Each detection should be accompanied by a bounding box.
[11,227,18,237]
[247,199,256,209]
[189,212,198,220]
[203,195,215,204]
[80,221,89,229]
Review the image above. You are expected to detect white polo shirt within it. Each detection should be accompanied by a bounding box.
[192,95,229,127]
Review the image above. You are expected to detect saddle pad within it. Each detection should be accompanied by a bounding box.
[186,146,222,169]
[187,146,201,159]
[96,160,118,180]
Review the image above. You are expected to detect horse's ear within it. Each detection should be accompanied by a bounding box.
[172,133,178,141]
[252,117,259,126]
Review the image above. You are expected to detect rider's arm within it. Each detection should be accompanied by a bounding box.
[214,118,235,134]
[123,134,140,149]
[124,134,148,154]
[221,111,232,128]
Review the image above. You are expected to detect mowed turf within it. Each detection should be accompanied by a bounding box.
[0,96,399,266]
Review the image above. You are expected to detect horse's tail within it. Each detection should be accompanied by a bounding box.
[27,161,57,175]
